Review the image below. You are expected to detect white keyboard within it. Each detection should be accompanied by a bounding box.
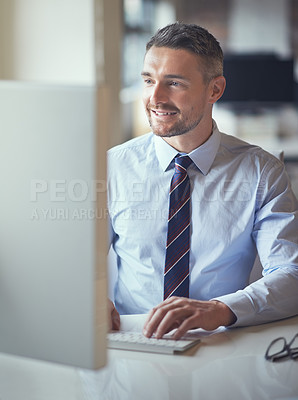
[107,331,201,354]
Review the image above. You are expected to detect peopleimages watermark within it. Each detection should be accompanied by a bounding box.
[30,207,169,221]
[30,207,110,221]
[30,179,107,202]
[31,178,253,203]
[30,178,253,221]
[30,179,107,221]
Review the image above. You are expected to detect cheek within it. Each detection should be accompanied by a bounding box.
[142,90,150,107]
[190,94,207,111]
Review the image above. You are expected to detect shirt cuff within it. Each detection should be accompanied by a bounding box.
[212,290,257,327]
[213,268,298,327]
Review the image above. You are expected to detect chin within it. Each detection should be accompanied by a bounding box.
[154,132,177,138]
[152,129,173,137]
[152,128,187,138]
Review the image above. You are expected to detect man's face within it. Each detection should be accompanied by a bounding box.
[141,46,211,138]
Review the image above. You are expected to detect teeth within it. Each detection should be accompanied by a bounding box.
[154,111,176,116]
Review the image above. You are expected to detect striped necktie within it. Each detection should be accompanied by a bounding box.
[164,155,192,300]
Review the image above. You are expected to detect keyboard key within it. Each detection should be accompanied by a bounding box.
[107,331,201,354]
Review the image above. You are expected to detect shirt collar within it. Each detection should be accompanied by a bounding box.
[154,120,221,175]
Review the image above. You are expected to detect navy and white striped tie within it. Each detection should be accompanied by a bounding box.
[164,155,192,300]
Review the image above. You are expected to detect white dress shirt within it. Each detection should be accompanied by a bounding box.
[107,121,298,326]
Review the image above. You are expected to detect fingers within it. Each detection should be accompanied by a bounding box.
[108,299,120,331]
[143,298,236,340]
[111,307,121,331]
[143,297,193,339]
[154,306,192,339]
[172,313,200,339]
[143,299,171,336]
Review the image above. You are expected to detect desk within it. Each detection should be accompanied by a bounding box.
[0,315,297,400]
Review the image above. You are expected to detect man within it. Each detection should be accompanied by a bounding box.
[108,22,298,339]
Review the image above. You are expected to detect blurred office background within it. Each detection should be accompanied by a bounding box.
[0,0,297,195]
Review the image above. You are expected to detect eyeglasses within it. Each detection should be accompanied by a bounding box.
[265,333,298,362]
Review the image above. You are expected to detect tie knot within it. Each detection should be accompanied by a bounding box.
[175,155,192,173]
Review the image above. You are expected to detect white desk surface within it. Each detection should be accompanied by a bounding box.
[0,315,297,400]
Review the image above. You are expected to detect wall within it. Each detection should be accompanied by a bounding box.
[0,0,95,84]
[0,0,123,147]
[228,0,291,57]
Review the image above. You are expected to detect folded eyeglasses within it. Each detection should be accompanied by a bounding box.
[265,333,298,362]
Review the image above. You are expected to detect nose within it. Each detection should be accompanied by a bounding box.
[150,82,168,105]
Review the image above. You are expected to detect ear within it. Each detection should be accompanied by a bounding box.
[208,76,226,104]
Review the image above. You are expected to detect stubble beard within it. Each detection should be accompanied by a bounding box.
[147,109,203,138]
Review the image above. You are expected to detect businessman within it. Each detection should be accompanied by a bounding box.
[107,22,298,339]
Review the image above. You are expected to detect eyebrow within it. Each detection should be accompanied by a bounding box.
[141,71,190,82]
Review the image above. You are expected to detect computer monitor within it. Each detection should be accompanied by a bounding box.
[220,54,294,104]
[0,81,108,369]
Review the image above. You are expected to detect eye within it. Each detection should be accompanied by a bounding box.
[143,78,153,85]
[169,81,179,87]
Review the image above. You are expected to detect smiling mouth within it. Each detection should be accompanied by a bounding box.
[151,110,178,116]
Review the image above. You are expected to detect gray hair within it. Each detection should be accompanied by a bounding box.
[146,22,223,82]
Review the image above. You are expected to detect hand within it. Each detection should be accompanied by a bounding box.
[108,299,120,331]
[143,297,236,340]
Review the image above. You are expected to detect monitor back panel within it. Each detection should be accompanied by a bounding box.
[0,81,107,369]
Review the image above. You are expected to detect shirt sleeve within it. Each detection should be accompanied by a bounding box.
[214,156,298,327]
